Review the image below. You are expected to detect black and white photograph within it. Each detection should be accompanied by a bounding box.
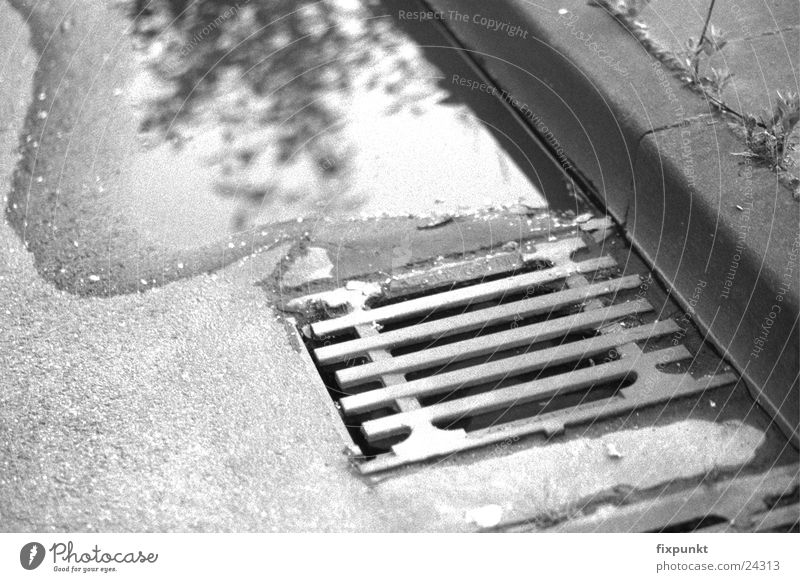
[1,0,798,578]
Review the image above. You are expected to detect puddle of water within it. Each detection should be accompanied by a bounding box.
[328,92,546,218]
[118,0,557,247]
[0,6,27,98]
[0,0,36,199]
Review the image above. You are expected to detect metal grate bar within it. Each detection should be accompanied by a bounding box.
[466,369,735,442]
[355,324,422,413]
[315,274,642,365]
[361,346,689,441]
[336,299,653,389]
[358,366,735,474]
[310,254,616,338]
[340,319,680,415]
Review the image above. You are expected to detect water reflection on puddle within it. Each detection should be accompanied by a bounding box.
[124,0,552,248]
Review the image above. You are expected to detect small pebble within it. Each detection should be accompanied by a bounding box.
[507,203,537,216]
[465,504,504,528]
[417,215,453,229]
[605,442,623,459]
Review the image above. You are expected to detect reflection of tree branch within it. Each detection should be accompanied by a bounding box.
[214,176,277,203]
[130,0,440,223]
[133,1,382,151]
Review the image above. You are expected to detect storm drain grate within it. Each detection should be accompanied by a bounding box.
[304,238,737,474]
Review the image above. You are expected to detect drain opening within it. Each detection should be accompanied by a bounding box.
[650,515,730,533]
[434,373,638,433]
[386,300,593,356]
[412,337,617,401]
[368,256,555,312]
[377,287,564,335]
[297,238,737,474]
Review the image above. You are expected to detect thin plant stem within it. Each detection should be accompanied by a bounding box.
[694,0,717,75]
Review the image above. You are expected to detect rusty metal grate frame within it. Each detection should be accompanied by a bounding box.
[305,237,737,474]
